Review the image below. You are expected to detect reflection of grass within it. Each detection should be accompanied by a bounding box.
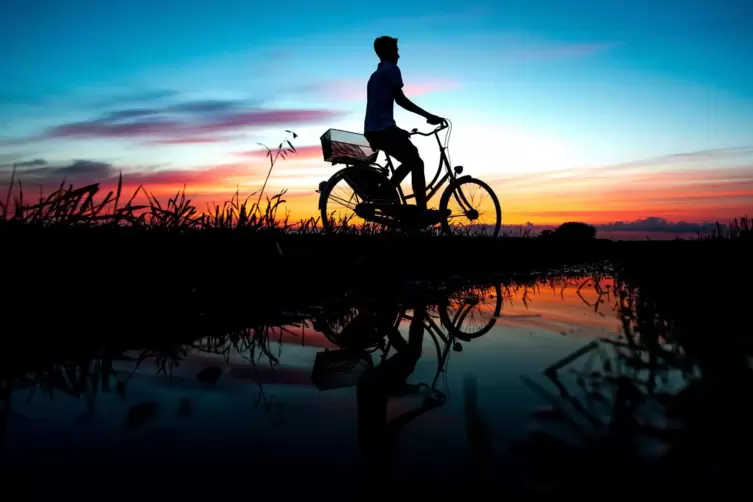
[516,261,753,495]
[0,273,572,434]
[0,321,300,434]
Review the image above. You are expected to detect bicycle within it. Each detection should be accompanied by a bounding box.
[310,282,503,392]
[311,283,503,348]
[317,120,502,236]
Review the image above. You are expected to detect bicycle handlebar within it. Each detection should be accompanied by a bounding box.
[409,119,449,137]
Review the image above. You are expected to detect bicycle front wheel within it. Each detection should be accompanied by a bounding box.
[439,283,503,340]
[439,177,501,237]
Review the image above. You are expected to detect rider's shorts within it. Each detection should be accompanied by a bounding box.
[364,126,421,165]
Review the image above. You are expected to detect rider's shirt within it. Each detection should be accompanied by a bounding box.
[365,61,403,133]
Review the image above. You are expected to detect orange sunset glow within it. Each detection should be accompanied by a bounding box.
[3,2,752,237]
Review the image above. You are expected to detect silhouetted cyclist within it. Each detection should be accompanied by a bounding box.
[364,36,446,224]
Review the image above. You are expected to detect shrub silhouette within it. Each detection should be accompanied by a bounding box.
[557,222,596,239]
[540,222,597,240]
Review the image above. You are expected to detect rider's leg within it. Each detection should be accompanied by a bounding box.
[367,126,429,212]
[392,157,427,210]
[382,129,427,211]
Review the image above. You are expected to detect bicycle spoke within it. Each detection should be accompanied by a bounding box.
[328,192,358,210]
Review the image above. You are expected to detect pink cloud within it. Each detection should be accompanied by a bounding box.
[301,79,459,102]
[404,81,460,96]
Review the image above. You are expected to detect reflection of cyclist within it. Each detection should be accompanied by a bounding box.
[354,302,443,479]
[364,36,445,223]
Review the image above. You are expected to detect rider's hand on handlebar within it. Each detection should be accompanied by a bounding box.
[426,114,445,126]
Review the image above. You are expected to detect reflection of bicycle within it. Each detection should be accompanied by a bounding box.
[318,120,502,236]
[310,284,502,393]
[439,283,502,340]
[310,306,447,400]
[312,283,502,349]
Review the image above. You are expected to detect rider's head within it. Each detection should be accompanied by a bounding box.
[374,36,399,64]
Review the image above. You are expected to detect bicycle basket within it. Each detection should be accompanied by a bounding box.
[320,129,379,165]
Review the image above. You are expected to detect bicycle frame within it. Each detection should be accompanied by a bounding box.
[372,122,457,205]
[382,307,456,391]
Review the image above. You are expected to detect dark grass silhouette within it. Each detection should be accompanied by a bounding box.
[696,215,751,241]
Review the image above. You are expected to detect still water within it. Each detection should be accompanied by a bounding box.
[0,274,699,488]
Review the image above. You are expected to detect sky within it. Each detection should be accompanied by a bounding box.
[2,0,752,233]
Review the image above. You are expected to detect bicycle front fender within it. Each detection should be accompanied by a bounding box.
[441,175,473,195]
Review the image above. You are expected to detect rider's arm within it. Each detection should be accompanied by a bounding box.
[388,66,438,121]
[394,88,434,120]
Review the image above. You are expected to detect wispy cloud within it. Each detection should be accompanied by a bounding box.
[2,98,347,146]
[486,145,753,189]
[485,145,753,224]
[0,158,46,169]
[9,159,258,194]
[47,119,182,139]
[89,89,179,108]
[0,88,180,110]
[592,146,753,173]
[594,217,713,234]
[188,110,343,135]
[12,160,116,184]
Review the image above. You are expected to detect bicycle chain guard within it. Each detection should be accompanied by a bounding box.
[355,202,426,229]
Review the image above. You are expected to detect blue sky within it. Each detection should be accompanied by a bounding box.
[2,0,752,224]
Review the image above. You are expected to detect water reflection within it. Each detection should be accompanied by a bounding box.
[1,268,750,490]
[514,274,753,494]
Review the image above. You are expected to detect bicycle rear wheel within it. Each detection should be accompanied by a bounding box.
[319,168,398,233]
[439,177,501,237]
